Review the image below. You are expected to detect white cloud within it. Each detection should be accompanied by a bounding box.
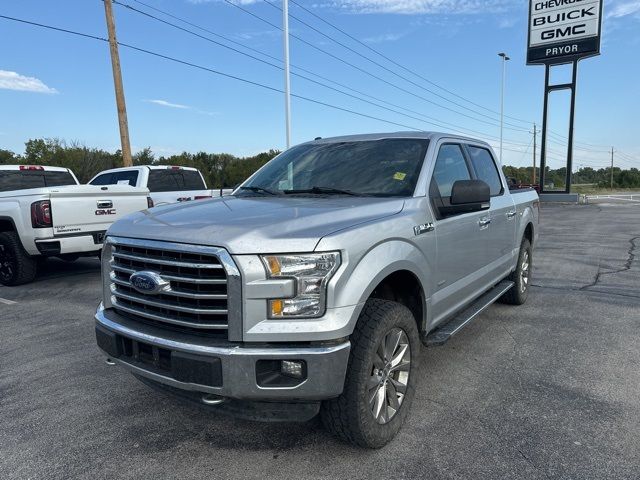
[0,70,58,94]
[145,99,219,116]
[607,0,640,18]
[363,32,408,43]
[146,99,190,109]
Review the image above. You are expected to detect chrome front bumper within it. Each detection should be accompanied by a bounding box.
[95,304,351,401]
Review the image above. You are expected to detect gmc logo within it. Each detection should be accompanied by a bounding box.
[95,209,117,216]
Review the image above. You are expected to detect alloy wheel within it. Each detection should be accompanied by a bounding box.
[368,327,411,424]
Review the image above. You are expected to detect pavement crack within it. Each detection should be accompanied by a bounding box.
[579,235,638,291]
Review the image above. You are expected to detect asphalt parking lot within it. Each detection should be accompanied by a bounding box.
[1,202,639,480]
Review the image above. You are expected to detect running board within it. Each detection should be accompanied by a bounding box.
[424,280,515,347]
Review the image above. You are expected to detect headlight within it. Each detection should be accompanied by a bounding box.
[261,252,340,318]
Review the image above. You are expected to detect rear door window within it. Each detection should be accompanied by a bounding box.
[467,146,503,196]
[148,170,181,192]
[90,171,138,187]
[89,173,113,186]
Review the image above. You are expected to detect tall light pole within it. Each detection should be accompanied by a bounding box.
[282,0,292,149]
[498,52,510,163]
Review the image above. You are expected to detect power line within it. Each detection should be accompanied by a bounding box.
[0,13,437,134]
[263,0,530,130]
[218,0,530,133]
[118,0,535,143]
[287,0,535,126]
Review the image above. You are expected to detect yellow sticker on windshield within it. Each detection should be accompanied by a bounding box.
[393,172,407,181]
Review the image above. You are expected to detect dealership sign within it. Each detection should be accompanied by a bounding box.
[527,0,603,65]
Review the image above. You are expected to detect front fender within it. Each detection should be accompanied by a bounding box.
[327,239,432,334]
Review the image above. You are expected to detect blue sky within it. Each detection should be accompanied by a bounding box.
[0,0,639,169]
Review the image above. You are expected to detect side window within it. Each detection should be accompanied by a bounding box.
[148,170,181,192]
[182,170,206,190]
[432,144,471,198]
[111,171,139,187]
[467,146,503,196]
[89,173,113,186]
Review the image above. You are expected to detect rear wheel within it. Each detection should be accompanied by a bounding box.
[0,231,37,286]
[320,299,420,448]
[500,238,532,305]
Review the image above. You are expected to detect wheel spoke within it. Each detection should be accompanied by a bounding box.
[389,343,408,368]
[384,329,402,362]
[371,384,385,420]
[367,374,380,391]
[386,381,400,410]
[390,360,410,373]
[372,352,385,371]
[390,377,407,394]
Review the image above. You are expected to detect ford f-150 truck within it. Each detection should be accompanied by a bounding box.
[88,165,232,206]
[95,132,539,448]
[0,165,151,285]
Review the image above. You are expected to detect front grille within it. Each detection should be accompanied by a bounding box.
[109,240,232,338]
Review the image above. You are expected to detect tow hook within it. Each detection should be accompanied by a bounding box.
[202,394,225,406]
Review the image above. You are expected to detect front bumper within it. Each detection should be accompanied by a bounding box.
[95,304,351,401]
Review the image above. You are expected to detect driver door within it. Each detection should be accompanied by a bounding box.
[429,142,491,324]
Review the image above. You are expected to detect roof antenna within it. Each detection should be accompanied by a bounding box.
[314,137,322,141]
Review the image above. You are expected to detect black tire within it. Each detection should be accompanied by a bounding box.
[500,238,532,305]
[0,231,37,286]
[320,299,420,448]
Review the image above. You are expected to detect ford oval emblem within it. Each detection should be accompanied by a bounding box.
[129,271,170,295]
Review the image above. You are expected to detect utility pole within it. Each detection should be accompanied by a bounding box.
[532,123,537,185]
[104,0,133,167]
[610,147,614,190]
[282,0,292,149]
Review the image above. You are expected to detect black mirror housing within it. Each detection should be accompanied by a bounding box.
[441,180,490,215]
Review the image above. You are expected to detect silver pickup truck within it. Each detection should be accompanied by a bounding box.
[95,132,539,448]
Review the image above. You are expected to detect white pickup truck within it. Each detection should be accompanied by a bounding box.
[88,165,231,206]
[0,165,151,285]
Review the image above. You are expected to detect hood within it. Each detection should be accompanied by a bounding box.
[108,195,405,254]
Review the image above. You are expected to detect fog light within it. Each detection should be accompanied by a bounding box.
[281,360,305,379]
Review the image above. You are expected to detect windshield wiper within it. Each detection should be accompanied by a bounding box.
[283,186,360,196]
[238,186,279,196]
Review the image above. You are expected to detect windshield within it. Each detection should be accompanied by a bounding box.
[238,138,429,197]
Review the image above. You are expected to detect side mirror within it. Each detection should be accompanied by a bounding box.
[442,180,490,215]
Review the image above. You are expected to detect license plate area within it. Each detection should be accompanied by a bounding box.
[96,326,223,387]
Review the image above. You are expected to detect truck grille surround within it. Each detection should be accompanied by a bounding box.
[107,237,242,339]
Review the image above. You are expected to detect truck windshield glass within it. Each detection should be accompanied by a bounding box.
[239,139,429,197]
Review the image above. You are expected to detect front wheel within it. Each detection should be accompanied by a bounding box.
[500,238,532,305]
[320,299,420,448]
[0,231,37,286]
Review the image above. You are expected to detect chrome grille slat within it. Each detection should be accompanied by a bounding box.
[111,300,228,330]
[111,264,227,285]
[113,251,223,269]
[108,238,233,337]
[110,277,228,300]
[111,288,228,315]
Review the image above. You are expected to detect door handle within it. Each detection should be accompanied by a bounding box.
[506,210,517,219]
[414,223,435,236]
[478,218,491,227]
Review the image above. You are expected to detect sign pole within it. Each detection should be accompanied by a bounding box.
[282,0,292,149]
